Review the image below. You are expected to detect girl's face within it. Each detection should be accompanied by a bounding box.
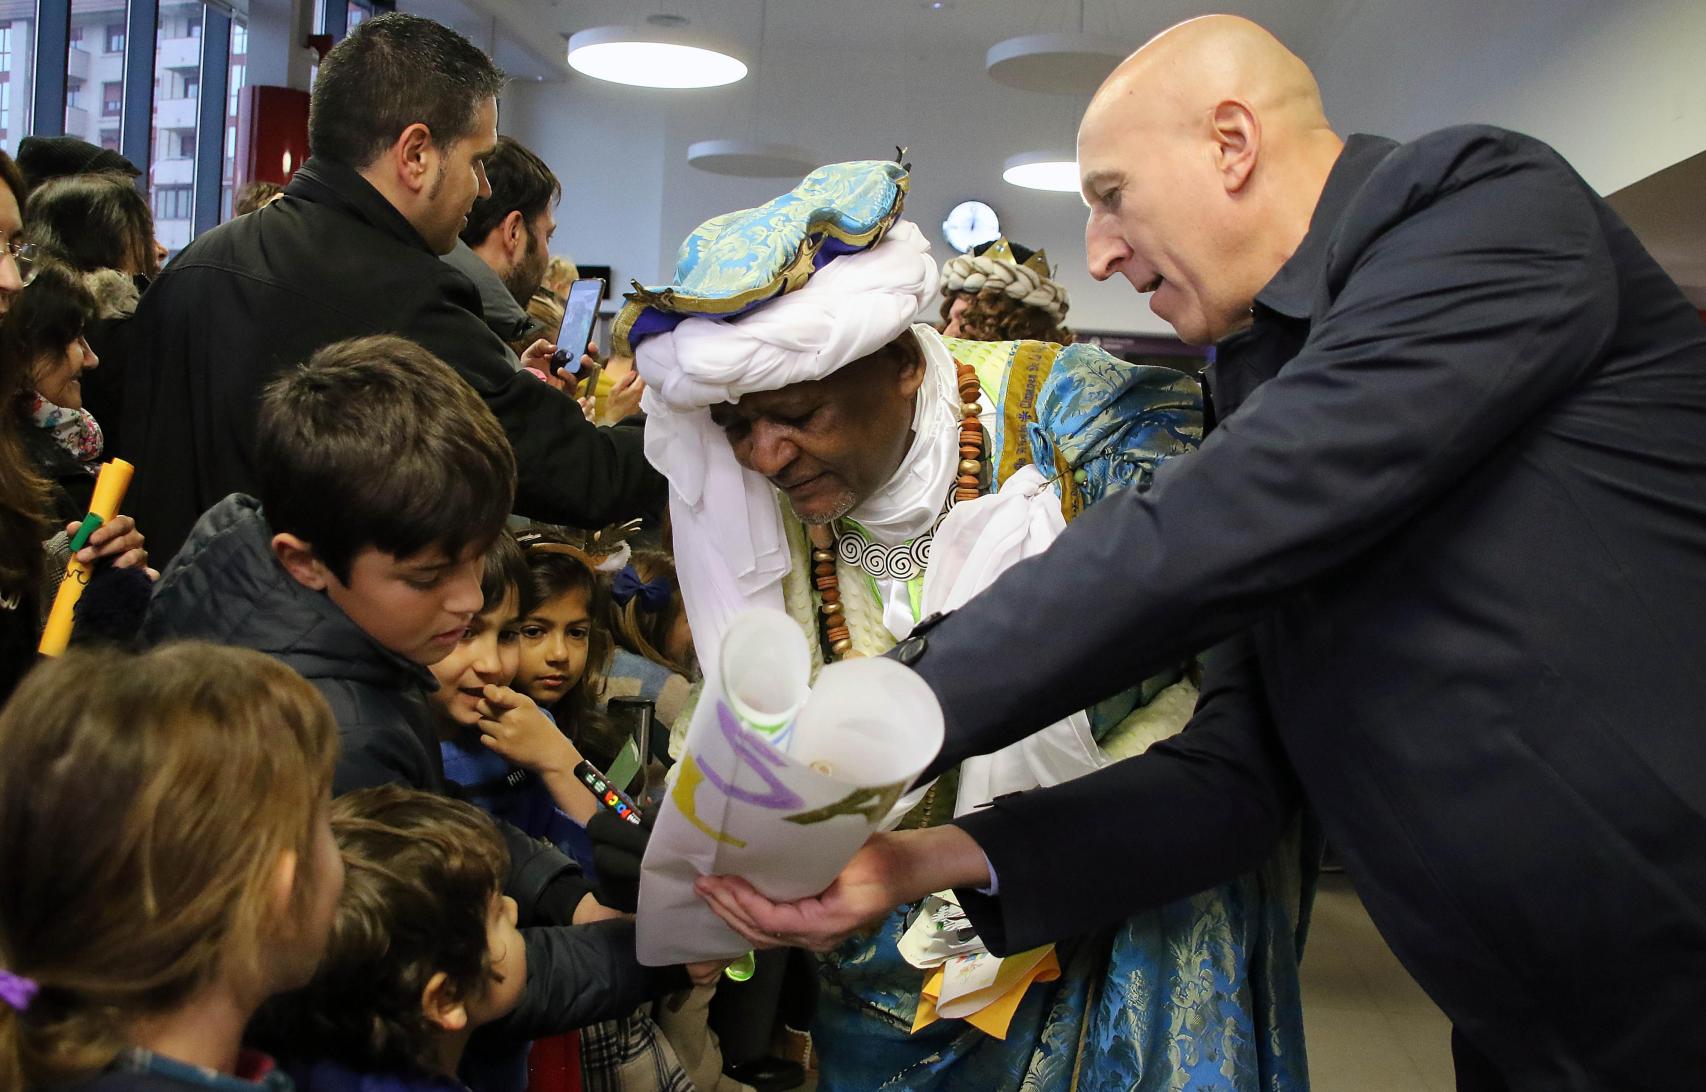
[515,586,592,707]
[34,335,99,409]
[663,605,695,672]
[427,589,521,727]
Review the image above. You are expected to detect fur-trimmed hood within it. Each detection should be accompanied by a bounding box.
[81,267,141,321]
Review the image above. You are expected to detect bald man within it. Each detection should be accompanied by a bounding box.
[698,15,1706,1090]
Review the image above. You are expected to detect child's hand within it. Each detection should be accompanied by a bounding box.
[477,685,581,776]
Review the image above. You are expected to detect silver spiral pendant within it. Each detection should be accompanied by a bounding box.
[835,500,956,583]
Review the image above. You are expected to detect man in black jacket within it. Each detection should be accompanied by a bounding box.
[118,12,662,562]
[696,16,1706,1092]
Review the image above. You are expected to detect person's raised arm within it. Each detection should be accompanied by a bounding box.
[908,130,1617,766]
[411,298,667,527]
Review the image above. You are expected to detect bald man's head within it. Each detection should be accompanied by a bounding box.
[1077,15,1343,344]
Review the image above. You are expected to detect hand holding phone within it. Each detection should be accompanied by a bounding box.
[551,277,606,375]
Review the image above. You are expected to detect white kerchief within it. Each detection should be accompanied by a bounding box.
[636,220,938,672]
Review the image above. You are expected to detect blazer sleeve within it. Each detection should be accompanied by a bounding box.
[952,635,1299,953]
[906,128,1619,765]
[408,295,667,528]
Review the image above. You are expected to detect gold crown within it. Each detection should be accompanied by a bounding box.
[982,237,1052,279]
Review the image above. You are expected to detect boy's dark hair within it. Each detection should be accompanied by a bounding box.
[252,786,508,1076]
[309,12,506,170]
[1,261,94,377]
[460,136,560,249]
[255,335,516,583]
[25,171,158,277]
[480,531,534,618]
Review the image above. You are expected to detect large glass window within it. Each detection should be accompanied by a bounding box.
[67,0,128,143]
[0,15,36,156]
[149,0,205,256]
[220,19,246,220]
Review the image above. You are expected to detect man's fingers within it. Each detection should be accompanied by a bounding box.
[695,878,781,948]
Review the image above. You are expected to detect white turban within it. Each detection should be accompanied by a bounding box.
[635,219,938,672]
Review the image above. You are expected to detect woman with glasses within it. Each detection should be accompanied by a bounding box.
[0,150,151,702]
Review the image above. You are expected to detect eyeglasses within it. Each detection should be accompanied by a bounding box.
[3,239,39,286]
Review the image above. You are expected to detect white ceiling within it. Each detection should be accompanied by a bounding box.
[415,0,1340,83]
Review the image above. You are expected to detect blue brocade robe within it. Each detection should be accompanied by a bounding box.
[791,338,1313,1092]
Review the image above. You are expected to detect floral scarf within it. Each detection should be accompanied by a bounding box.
[29,391,103,469]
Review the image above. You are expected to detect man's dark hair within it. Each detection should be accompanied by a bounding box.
[255,335,517,583]
[460,136,560,248]
[234,180,283,216]
[25,171,158,277]
[252,786,508,1077]
[308,12,506,170]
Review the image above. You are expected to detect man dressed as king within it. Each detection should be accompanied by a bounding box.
[621,160,1310,1091]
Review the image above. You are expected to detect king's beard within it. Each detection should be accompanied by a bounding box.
[791,483,861,526]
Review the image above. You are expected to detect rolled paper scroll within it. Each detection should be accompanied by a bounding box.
[636,607,944,965]
[38,459,135,657]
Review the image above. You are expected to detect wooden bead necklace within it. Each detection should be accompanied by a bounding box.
[806,362,987,662]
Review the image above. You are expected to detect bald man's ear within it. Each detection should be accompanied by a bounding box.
[1209,100,1260,194]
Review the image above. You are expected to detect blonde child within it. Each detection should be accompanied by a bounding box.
[0,643,342,1091]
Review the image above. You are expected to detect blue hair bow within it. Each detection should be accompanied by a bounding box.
[612,566,673,612]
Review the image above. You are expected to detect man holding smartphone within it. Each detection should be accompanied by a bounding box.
[447,134,560,360]
[120,14,665,561]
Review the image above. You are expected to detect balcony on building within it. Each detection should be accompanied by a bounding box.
[151,156,195,186]
[156,36,201,72]
[68,45,92,82]
[154,95,197,131]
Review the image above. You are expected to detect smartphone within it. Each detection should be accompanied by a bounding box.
[554,277,606,375]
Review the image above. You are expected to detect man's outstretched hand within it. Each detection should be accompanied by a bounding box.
[693,825,993,953]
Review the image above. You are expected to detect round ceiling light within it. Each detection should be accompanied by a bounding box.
[567,24,748,89]
[688,140,822,178]
[985,33,1128,94]
[1002,152,1080,193]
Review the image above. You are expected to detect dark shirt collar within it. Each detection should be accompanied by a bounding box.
[285,157,437,257]
[1252,133,1398,319]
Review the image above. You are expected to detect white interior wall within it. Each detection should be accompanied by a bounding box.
[505,0,1706,339]
[506,43,1173,336]
[1311,0,1706,196]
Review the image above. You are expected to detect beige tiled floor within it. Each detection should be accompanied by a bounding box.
[1300,873,1456,1091]
[796,873,1454,1092]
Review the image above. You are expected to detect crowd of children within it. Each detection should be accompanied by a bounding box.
[0,335,753,1092]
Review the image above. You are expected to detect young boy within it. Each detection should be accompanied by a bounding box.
[142,335,699,1054]
[254,786,527,1091]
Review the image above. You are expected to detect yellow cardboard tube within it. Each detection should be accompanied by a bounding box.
[38,459,135,657]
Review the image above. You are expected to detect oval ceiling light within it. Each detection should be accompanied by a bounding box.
[567,24,748,89]
[688,140,821,178]
[986,33,1127,94]
[1003,152,1080,193]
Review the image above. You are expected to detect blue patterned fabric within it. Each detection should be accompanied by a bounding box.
[811,341,1311,1092]
[615,161,908,354]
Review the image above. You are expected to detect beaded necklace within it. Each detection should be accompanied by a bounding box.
[807,362,988,662]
